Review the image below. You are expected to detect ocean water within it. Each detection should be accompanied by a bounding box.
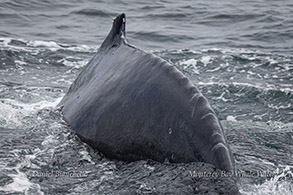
[0,0,292,194]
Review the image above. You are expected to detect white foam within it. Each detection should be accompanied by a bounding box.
[0,150,43,194]
[1,96,62,112]
[0,37,12,47]
[247,71,256,75]
[200,56,212,66]
[180,58,197,66]
[0,37,31,52]
[206,67,221,72]
[58,58,89,68]
[0,94,63,128]
[196,82,293,104]
[79,150,95,164]
[267,102,292,110]
[0,37,97,53]
[265,57,278,65]
[227,116,237,122]
[0,169,43,194]
[240,166,293,195]
[41,135,59,147]
[179,59,199,74]
[28,40,59,48]
[209,48,222,52]
[144,164,155,171]
[27,39,96,52]
[215,92,229,102]
[202,47,258,55]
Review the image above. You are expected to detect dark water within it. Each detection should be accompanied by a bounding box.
[0,0,293,194]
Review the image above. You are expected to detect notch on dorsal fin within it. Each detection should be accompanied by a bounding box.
[100,13,126,50]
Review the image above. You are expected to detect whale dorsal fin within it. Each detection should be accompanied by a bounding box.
[100,13,126,50]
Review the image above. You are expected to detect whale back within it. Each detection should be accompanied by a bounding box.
[59,13,234,172]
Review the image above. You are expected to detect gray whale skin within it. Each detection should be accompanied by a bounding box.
[59,13,234,172]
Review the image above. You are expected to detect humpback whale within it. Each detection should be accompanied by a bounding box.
[59,13,234,172]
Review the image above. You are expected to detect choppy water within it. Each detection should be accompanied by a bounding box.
[0,0,293,194]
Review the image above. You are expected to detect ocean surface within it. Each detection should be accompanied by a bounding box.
[0,0,293,194]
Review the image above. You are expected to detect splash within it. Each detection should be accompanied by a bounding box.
[240,166,293,194]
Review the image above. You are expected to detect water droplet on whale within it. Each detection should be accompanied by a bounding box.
[168,127,172,134]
